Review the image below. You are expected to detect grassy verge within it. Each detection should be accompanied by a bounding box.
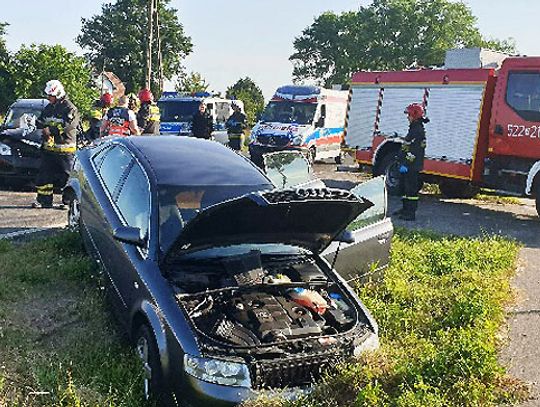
[243,229,527,407]
[0,232,146,407]
[0,230,527,407]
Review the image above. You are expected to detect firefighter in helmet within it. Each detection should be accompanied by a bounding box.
[137,88,160,135]
[86,92,113,141]
[100,95,140,137]
[394,103,428,221]
[226,101,247,151]
[32,80,80,209]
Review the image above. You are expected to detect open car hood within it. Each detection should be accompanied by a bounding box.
[0,128,42,146]
[163,188,373,263]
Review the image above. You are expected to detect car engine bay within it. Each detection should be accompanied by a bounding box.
[170,250,369,354]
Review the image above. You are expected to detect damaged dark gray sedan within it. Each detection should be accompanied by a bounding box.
[63,136,392,406]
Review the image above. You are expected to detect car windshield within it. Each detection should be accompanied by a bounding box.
[261,101,317,125]
[158,101,200,122]
[3,107,43,129]
[158,184,269,253]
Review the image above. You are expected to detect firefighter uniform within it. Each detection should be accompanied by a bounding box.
[226,110,247,151]
[137,102,160,135]
[398,118,427,220]
[35,97,79,208]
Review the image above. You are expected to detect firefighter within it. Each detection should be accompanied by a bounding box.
[226,101,247,150]
[137,88,160,135]
[100,95,140,137]
[190,102,213,139]
[86,93,113,141]
[395,103,428,221]
[32,80,80,209]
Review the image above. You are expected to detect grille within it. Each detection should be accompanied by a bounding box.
[250,352,346,389]
[257,134,290,147]
[261,188,356,204]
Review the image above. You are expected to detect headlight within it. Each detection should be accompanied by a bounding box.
[184,354,252,388]
[290,135,302,146]
[353,332,380,358]
[0,142,11,156]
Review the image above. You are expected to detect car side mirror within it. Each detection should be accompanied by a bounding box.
[113,226,146,247]
[335,230,355,244]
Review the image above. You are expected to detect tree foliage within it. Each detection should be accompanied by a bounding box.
[12,44,98,116]
[226,77,265,126]
[77,0,192,94]
[290,0,518,86]
[175,71,209,93]
[0,22,15,114]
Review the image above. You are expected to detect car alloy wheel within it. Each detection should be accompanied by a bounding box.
[135,325,164,402]
[67,198,81,232]
[136,335,152,400]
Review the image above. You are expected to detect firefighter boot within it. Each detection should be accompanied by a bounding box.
[399,199,416,221]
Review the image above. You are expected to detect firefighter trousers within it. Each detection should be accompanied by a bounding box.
[401,170,421,218]
[35,151,75,207]
[228,132,244,151]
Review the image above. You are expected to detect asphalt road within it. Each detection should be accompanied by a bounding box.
[1,163,539,404]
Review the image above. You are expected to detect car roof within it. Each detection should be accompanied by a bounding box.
[10,99,49,108]
[122,136,272,187]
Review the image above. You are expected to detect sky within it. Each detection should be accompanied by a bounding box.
[2,0,538,100]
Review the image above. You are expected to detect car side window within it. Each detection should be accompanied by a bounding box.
[116,163,150,241]
[349,175,387,229]
[98,146,133,197]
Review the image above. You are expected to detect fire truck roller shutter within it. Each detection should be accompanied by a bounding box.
[345,88,380,151]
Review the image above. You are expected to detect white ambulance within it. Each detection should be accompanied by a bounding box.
[249,85,348,166]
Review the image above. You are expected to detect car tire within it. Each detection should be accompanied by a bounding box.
[135,324,166,403]
[334,150,345,165]
[376,153,403,196]
[67,198,81,232]
[439,180,479,199]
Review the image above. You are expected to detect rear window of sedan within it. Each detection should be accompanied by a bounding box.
[158,184,269,253]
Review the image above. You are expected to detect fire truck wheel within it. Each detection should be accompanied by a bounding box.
[439,180,479,199]
[535,192,540,218]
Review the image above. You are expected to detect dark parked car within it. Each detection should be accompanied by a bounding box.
[0,99,48,187]
[63,136,393,406]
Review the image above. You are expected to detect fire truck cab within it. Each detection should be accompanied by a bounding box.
[344,53,540,216]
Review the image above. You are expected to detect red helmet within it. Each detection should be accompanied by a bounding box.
[138,88,154,103]
[404,103,424,120]
[100,92,113,107]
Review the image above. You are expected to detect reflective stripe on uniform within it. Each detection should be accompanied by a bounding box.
[402,196,419,201]
[36,184,54,195]
[149,105,160,122]
[44,143,77,153]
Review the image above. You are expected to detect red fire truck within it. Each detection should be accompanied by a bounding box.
[344,56,540,216]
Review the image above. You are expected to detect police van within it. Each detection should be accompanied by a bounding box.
[157,92,244,144]
[249,85,348,166]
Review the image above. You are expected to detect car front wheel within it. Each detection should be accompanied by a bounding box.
[135,325,165,402]
[67,198,81,232]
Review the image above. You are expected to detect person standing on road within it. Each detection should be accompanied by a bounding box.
[100,95,140,137]
[32,80,80,209]
[137,88,161,135]
[190,102,213,139]
[395,103,428,221]
[226,101,247,151]
[86,92,113,142]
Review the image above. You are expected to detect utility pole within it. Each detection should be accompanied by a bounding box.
[145,0,154,89]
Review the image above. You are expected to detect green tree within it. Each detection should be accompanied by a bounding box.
[226,77,265,126]
[12,44,97,116]
[0,22,15,114]
[77,0,192,94]
[175,71,209,93]
[291,0,517,87]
